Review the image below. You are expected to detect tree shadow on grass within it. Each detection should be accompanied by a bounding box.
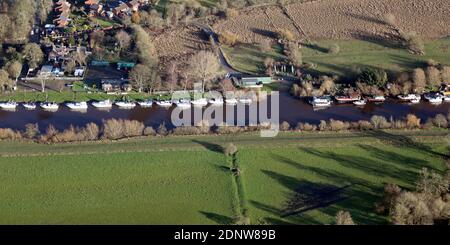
[356,144,431,170]
[362,130,449,159]
[301,42,329,53]
[191,140,223,154]
[199,211,234,225]
[261,170,352,218]
[349,30,403,49]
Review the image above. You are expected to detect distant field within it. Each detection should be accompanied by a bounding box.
[222,38,450,77]
[0,131,447,224]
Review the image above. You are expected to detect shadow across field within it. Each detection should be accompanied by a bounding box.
[363,130,449,158]
[199,211,234,225]
[191,140,224,154]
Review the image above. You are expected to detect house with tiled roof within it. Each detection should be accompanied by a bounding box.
[54,0,71,28]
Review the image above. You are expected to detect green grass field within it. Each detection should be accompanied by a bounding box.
[222,38,450,76]
[0,131,448,224]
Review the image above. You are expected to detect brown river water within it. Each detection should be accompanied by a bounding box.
[0,92,448,131]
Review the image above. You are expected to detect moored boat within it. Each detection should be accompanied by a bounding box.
[137,99,153,107]
[310,96,331,108]
[92,99,113,109]
[156,100,172,107]
[23,102,37,110]
[334,95,361,103]
[208,98,224,105]
[444,94,450,102]
[353,99,367,106]
[398,94,420,101]
[367,95,386,103]
[425,93,443,104]
[191,98,208,107]
[40,102,59,111]
[66,101,88,110]
[0,101,18,109]
[225,98,238,105]
[175,99,191,109]
[115,101,136,108]
[238,98,253,104]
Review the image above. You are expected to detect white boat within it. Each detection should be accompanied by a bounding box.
[40,102,59,110]
[353,100,367,106]
[23,102,37,110]
[424,93,443,104]
[398,94,420,101]
[0,101,18,109]
[208,98,224,105]
[410,98,421,104]
[367,95,386,103]
[238,98,253,104]
[137,100,153,107]
[66,101,88,110]
[175,99,191,109]
[92,99,113,109]
[310,96,331,108]
[225,98,238,105]
[115,101,136,108]
[444,95,450,102]
[191,98,208,107]
[156,100,172,107]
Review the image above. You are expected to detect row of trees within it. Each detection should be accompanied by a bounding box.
[1,111,448,143]
[376,168,449,225]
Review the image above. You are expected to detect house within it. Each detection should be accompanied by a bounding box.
[39,65,54,77]
[101,79,131,92]
[74,67,86,77]
[54,0,71,28]
[231,75,273,88]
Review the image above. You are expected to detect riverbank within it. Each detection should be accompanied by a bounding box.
[0,130,447,224]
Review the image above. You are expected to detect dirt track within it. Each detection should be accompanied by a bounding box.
[214,0,450,42]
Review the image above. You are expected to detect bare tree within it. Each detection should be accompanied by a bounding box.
[115,30,131,52]
[188,51,222,92]
[0,69,13,92]
[412,68,426,93]
[6,61,22,89]
[22,43,44,69]
[129,64,152,92]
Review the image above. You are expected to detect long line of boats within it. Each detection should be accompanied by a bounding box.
[309,92,450,108]
[0,97,254,111]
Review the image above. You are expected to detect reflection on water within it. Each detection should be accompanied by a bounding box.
[0,92,449,131]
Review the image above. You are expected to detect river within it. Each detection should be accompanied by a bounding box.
[0,92,448,131]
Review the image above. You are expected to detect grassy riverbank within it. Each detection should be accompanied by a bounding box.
[0,91,172,103]
[0,130,448,224]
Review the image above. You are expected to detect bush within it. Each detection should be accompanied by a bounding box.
[157,122,169,136]
[225,143,237,156]
[278,29,295,42]
[23,123,40,139]
[123,120,145,137]
[172,126,201,135]
[328,119,346,131]
[219,31,238,46]
[280,121,290,131]
[358,68,388,88]
[370,115,390,129]
[296,122,316,131]
[406,114,421,129]
[432,114,448,128]
[102,119,124,140]
[0,128,22,140]
[225,8,238,19]
[357,120,373,130]
[328,44,340,54]
[80,123,99,141]
[143,126,156,136]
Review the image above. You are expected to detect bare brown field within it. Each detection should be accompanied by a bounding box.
[152,25,210,70]
[152,0,450,71]
[214,0,450,42]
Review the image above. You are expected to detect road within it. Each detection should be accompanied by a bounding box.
[192,22,241,74]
